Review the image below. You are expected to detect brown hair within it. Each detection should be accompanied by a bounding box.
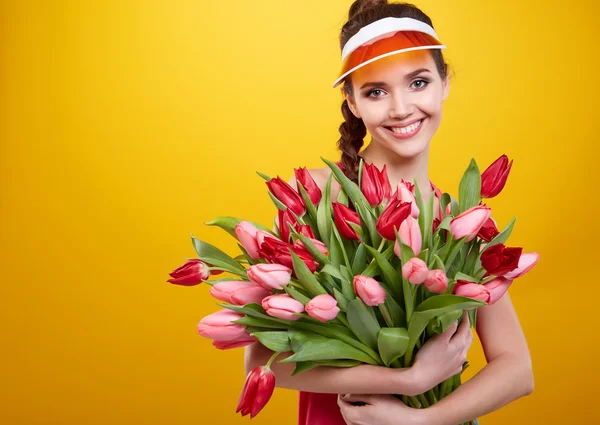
[337,1,449,182]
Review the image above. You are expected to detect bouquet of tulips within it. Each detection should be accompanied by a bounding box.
[168,154,539,421]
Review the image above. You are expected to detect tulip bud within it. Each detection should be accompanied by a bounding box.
[481,154,513,198]
[453,281,490,303]
[197,309,247,341]
[401,257,429,284]
[424,269,449,294]
[332,202,361,241]
[266,176,305,217]
[236,366,276,418]
[376,199,412,240]
[278,208,300,243]
[293,237,329,257]
[306,294,340,322]
[482,276,513,305]
[235,221,261,260]
[167,259,210,286]
[298,224,315,239]
[396,180,420,218]
[353,275,386,306]
[213,333,257,350]
[210,281,271,305]
[477,217,499,242]
[361,163,392,207]
[480,243,522,276]
[398,215,422,256]
[449,205,492,242]
[503,252,539,279]
[247,263,293,290]
[261,294,305,321]
[295,167,322,205]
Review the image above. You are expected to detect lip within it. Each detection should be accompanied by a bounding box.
[384,119,425,140]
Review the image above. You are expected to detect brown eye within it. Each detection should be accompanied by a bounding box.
[411,79,429,90]
[367,89,385,98]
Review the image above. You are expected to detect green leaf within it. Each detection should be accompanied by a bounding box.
[291,359,361,375]
[458,158,482,213]
[339,266,355,300]
[256,171,272,181]
[284,285,311,305]
[377,328,409,366]
[365,245,401,294]
[204,216,274,239]
[383,294,406,327]
[352,243,368,275]
[331,225,351,270]
[482,217,516,252]
[440,193,452,218]
[251,331,292,352]
[291,231,330,266]
[316,173,333,249]
[297,182,319,227]
[436,216,452,231]
[433,254,445,272]
[290,250,327,297]
[267,190,288,211]
[321,264,343,280]
[428,310,463,335]
[346,298,381,351]
[333,288,350,312]
[337,187,350,206]
[233,316,287,330]
[191,235,246,273]
[281,330,376,364]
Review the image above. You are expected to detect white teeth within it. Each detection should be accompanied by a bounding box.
[390,120,422,134]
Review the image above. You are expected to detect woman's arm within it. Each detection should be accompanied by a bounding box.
[421,293,534,425]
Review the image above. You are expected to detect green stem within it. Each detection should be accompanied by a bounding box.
[418,393,430,408]
[265,351,280,369]
[427,388,438,404]
[379,304,394,327]
[377,237,386,253]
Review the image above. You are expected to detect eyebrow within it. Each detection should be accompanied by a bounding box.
[359,68,432,90]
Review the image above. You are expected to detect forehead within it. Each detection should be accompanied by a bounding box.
[351,50,436,87]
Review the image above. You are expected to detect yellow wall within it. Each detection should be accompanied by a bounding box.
[1,0,597,423]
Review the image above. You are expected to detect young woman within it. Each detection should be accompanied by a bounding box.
[245,1,533,424]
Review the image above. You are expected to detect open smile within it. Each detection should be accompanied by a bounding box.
[384,119,424,139]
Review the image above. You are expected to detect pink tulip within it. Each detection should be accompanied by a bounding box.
[483,277,513,305]
[396,180,420,218]
[237,366,276,418]
[256,230,277,247]
[261,294,305,321]
[295,167,323,205]
[167,259,210,286]
[433,195,443,222]
[235,221,261,260]
[481,154,513,198]
[398,215,422,255]
[503,252,539,279]
[197,309,247,341]
[401,257,429,285]
[213,333,256,350]
[210,281,271,305]
[305,294,340,322]
[453,281,490,303]
[424,269,449,294]
[293,237,329,257]
[353,275,386,306]
[247,263,293,290]
[450,205,492,242]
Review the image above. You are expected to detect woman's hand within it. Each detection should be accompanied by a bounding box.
[410,313,473,394]
[337,394,429,425]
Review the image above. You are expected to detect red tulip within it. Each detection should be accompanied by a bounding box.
[361,163,391,207]
[477,217,499,242]
[293,237,329,257]
[376,199,412,240]
[295,167,322,205]
[258,236,318,273]
[278,208,301,243]
[167,259,210,286]
[236,366,276,418]
[298,224,315,239]
[266,176,305,216]
[481,154,513,198]
[332,202,361,241]
[480,243,522,276]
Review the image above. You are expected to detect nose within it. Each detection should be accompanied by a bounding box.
[388,93,414,119]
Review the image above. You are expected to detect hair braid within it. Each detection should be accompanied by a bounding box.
[337,99,366,183]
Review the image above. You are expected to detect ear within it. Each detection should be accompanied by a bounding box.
[442,76,450,102]
[345,92,361,118]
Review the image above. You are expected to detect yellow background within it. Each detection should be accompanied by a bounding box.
[1,0,597,424]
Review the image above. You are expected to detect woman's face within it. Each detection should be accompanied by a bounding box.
[346,50,449,159]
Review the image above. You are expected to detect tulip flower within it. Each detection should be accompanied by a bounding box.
[483,276,513,305]
[197,309,247,341]
[293,237,329,257]
[453,281,490,303]
[237,366,276,418]
[480,243,522,276]
[432,218,441,233]
[210,281,271,305]
[449,205,492,242]
[424,269,449,294]
[361,163,391,207]
[376,199,412,240]
[398,215,422,256]
[477,217,499,242]
[298,224,315,239]
[481,154,513,198]
[235,221,261,260]
[332,202,361,241]
[266,176,305,217]
[167,259,210,286]
[295,167,322,205]
[401,257,429,284]
[396,180,420,218]
[213,333,257,350]
[247,263,293,290]
[503,252,539,279]
[278,208,300,243]
[262,294,305,321]
[353,275,386,306]
[305,294,340,322]
[258,237,319,273]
